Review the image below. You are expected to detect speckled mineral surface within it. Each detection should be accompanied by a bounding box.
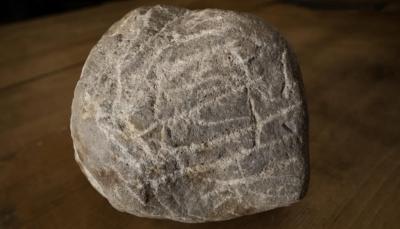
[71,5,309,223]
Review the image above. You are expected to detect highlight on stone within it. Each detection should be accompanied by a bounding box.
[70,5,309,223]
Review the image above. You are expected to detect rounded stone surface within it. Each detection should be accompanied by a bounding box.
[71,5,309,223]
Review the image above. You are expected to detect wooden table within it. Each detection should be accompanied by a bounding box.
[1,0,399,228]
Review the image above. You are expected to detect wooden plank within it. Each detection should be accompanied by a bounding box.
[0,0,292,90]
[0,1,136,89]
[0,66,81,203]
[3,113,398,229]
[0,0,200,63]
[0,65,80,138]
[1,0,400,228]
[0,41,91,90]
[0,0,199,89]
[0,1,138,63]
[0,130,83,226]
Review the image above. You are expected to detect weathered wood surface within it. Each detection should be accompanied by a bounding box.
[1,0,399,228]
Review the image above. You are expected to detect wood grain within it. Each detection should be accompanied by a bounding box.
[0,0,399,228]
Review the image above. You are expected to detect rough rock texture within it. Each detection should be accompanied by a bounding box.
[71,5,309,223]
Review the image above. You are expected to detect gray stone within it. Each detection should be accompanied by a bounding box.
[70,5,309,223]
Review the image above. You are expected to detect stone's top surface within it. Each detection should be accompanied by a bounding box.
[71,5,309,223]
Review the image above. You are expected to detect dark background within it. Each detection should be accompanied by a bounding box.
[1,0,106,23]
[2,0,399,23]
